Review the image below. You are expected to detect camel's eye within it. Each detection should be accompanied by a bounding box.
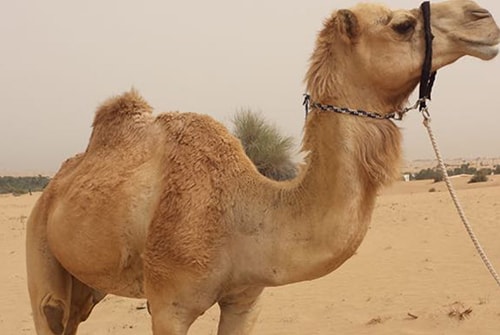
[392,20,415,35]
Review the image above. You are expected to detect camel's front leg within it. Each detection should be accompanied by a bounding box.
[217,287,264,335]
[145,278,216,335]
[148,301,197,335]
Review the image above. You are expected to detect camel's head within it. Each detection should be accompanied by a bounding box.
[307,0,500,106]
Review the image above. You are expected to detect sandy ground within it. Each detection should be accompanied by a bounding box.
[2,175,500,334]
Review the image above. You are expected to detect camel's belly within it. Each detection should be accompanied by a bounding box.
[47,204,148,298]
[68,252,146,299]
[52,238,146,298]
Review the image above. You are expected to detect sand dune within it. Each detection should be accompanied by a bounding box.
[2,176,500,334]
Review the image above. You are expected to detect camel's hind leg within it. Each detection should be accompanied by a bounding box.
[26,241,105,335]
[26,210,72,335]
[26,200,105,335]
[26,223,71,335]
[64,277,106,335]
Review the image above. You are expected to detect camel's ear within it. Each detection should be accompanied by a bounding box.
[337,9,360,40]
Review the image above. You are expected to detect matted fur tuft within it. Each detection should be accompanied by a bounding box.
[86,89,154,152]
[92,88,152,128]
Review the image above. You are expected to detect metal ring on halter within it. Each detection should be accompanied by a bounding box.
[420,106,431,120]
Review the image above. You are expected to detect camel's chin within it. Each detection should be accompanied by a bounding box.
[460,35,500,60]
[470,44,499,60]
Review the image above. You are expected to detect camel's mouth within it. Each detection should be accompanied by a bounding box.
[460,37,500,60]
[446,5,500,60]
[461,7,500,60]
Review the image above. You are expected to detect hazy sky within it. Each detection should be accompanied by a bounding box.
[1,0,500,174]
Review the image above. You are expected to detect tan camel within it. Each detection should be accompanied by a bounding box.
[27,1,499,334]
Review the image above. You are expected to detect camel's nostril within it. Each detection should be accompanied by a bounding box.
[470,9,492,20]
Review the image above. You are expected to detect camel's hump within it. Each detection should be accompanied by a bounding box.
[92,89,153,128]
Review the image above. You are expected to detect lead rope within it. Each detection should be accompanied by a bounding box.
[418,1,500,288]
[421,110,500,288]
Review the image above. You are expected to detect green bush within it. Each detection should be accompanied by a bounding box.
[414,168,443,181]
[232,109,297,181]
[468,170,488,184]
[433,170,444,183]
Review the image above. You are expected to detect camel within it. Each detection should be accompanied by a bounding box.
[26,1,499,334]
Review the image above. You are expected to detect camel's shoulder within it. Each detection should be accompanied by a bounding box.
[153,111,257,177]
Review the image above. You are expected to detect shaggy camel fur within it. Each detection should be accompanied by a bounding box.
[27,1,499,334]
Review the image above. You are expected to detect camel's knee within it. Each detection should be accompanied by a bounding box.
[219,287,263,313]
[41,295,67,335]
[217,288,263,335]
[219,296,261,320]
[147,291,211,334]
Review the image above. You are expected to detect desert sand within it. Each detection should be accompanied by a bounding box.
[2,175,500,334]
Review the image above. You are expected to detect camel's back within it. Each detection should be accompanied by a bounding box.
[38,90,261,295]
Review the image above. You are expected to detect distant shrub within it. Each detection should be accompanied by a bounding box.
[468,170,488,184]
[433,170,444,183]
[429,187,437,192]
[478,168,492,176]
[414,168,441,181]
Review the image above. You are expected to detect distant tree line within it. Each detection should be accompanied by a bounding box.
[407,163,500,183]
[0,175,51,195]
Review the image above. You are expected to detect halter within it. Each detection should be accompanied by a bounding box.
[419,1,436,113]
[304,1,436,120]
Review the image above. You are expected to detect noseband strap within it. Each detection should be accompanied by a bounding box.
[419,1,437,111]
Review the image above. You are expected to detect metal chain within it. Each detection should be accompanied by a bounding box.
[422,109,500,288]
[303,94,426,121]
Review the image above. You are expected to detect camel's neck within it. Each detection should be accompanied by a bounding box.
[302,43,405,191]
[251,65,403,286]
[250,110,401,286]
[301,94,403,191]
